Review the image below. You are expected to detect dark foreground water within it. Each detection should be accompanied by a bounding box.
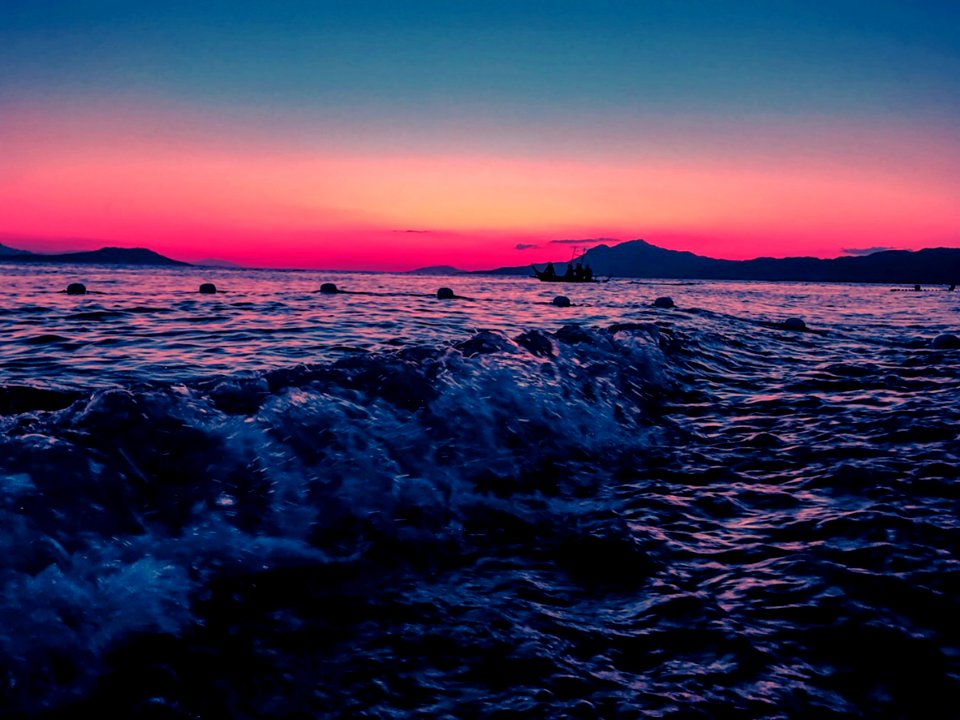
[1,265,959,718]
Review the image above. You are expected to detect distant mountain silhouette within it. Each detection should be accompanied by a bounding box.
[0,243,32,256]
[407,265,465,275]
[485,239,960,284]
[0,246,189,266]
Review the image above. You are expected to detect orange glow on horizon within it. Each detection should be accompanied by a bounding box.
[2,103,958,270]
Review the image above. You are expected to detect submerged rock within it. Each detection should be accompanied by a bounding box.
[436,287,455,300]
[552,295,571,307]
[514,329,555,357]
[455,330,516,357]
[320,283,339,294]
[65,283,87,295]
[653,296,674,309]
[932,333,960,349]
[783,317,807,331]
[198,283,217,294]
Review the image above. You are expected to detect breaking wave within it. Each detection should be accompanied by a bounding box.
[1,323,684,716]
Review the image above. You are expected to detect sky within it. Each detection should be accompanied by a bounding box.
[1,0,958,270]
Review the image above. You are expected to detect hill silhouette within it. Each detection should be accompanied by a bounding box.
[0,243,32,256]
[0,246,189,266]
[486,239,960,284]
[407,265,465,275]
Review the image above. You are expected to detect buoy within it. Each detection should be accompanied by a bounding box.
[653,296,674,308]
[198,283,217,294]
[66,283,86,295]
[552,295,571,307]
[436,287,455,300]
[320,283,339,294]
[783,317,806,331]
[932,333,960,349]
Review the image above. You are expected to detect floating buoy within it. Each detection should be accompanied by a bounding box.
[66,283,86,295]
[653,296,674,308]
[436,287,455,300]
[783,317,806,331]
[198,283,217,294]
[932,333,960,349]
[552,295,571,307]
[320,283,339,294]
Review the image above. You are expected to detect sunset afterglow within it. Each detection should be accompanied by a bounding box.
[2,2,958,269]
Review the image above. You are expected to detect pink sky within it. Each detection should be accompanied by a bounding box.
[2,101,958,270]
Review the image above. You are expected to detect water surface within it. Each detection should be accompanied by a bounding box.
[1,264,958,718]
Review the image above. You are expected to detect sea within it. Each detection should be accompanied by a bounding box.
[1,264,958,718]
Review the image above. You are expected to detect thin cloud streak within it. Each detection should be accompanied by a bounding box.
[549,238,617,245]
[843,246,898,256]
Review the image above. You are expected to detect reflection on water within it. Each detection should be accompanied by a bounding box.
[1,264,958,390]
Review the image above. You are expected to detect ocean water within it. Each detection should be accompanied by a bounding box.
[1,264,959,718]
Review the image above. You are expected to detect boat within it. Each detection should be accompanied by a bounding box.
[531,264,601,283]
[890,284,957,292]
[531,248,603,282]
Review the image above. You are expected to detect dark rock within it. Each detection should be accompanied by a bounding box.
[436,287,455,300]
[932,333,960,349]
[555,324,597,346]
[455,330,514,357]
[515,330,555,357]
[320,283,339,294]
[66,283,86,295]
[783,317,807,331]
[198,283,217,294]
[653,296,674,308]
[552,295,571,307]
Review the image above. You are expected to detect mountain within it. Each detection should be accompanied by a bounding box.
[0,243,31,256]
[485,239,960,284]
[407,265,466,275]
[0,246,189,266]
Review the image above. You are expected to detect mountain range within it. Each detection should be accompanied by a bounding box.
[486,239,960,284]
[2,239,959,282]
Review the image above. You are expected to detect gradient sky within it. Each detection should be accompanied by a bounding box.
[2,1,958,269]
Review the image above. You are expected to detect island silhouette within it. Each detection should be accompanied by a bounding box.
[482,239,960,284]
[0,246,189,266]
[2,239,960,283]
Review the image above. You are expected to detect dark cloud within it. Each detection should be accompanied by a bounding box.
[842,246,896,256]
[514,243,538,250]
[549,237,616,245]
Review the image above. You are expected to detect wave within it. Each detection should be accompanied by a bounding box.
[0,323,679,714]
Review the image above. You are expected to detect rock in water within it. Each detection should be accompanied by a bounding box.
[320,283,339,294]
[552,295,571,307]
[653,296,674,309]
[436,287,455,300]
[198,283,217,294]
[66,283,87,295]
[932,333,960,349]
[783,317,807,331]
